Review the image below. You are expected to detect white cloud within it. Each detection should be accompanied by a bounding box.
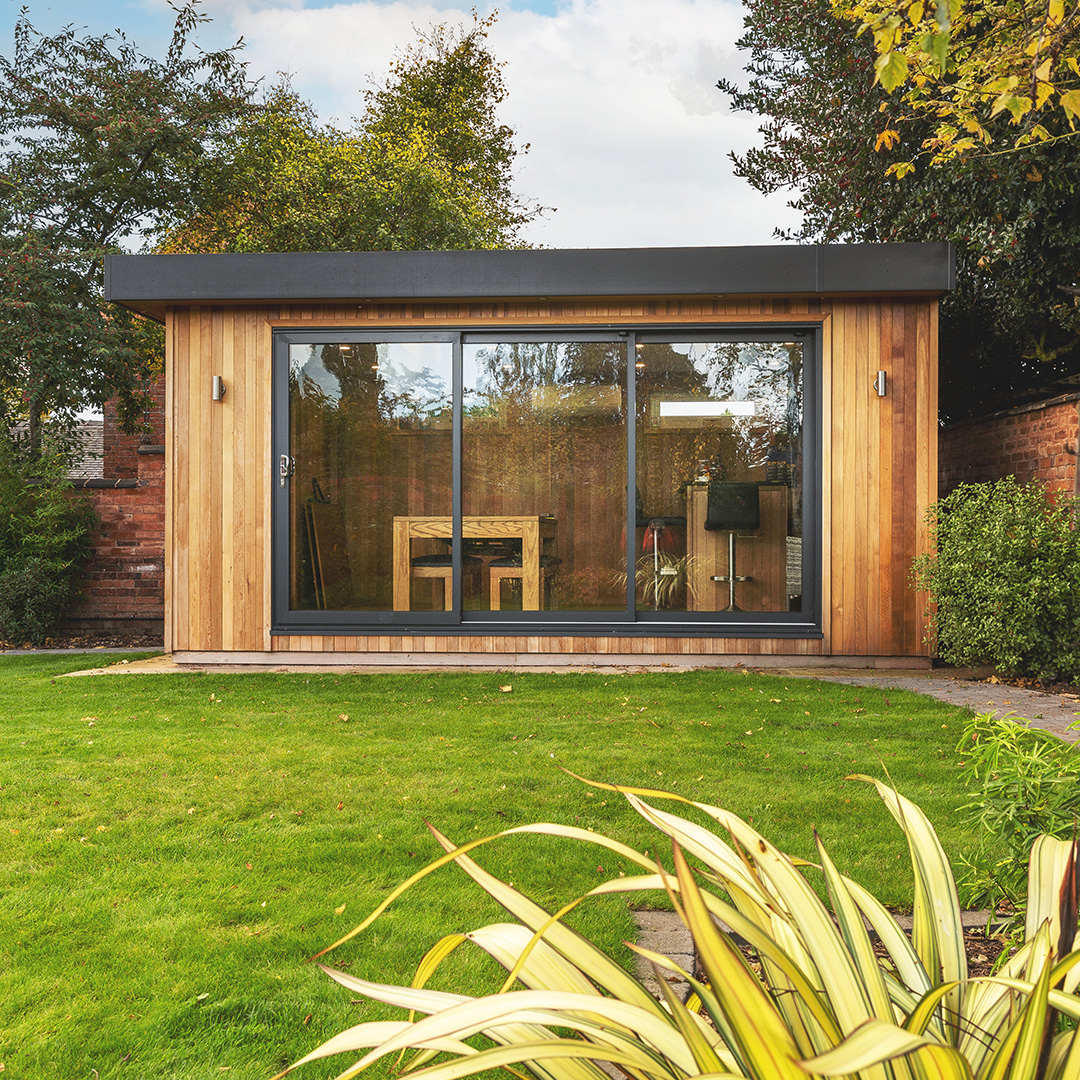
[197,0,805,246]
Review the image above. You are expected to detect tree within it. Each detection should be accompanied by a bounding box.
[162,15,542,254]
[718,0,1080,420]
[832,0,1080,169]
[0,2,256,450]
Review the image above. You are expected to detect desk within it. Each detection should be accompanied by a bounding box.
[393,516,557,611]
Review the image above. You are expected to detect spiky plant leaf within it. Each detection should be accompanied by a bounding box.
[281,776,1080,1080]
[797,1018,970,1077]
[672,842,808,1080]
[850,775,967,1040]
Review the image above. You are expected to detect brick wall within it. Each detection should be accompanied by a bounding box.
[939,393,1080,498]
[101,377,166,478]
[63,377,167,635]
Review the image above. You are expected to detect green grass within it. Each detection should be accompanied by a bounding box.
[0,655,979,1079]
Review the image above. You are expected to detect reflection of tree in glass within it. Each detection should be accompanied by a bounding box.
[467,342,624,417]
[636,341,803,517]
[694,342,802,467]
[292,343,453,424]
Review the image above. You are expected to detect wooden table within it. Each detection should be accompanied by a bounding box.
[393,515,557,611]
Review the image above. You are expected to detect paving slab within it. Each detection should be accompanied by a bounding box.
[765,665,1080,743]
[633,906,994,1002]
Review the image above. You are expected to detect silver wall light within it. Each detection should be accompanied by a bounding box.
[873,370,887,397]
[212,375,226,401]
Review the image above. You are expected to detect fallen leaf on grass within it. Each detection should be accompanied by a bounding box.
[245,862,253,870]
[499,685,512,693]
[334,903,346,915]
[337,802,344,810]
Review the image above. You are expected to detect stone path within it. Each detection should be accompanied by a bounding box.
[632,907,994,1003]
[771,666,1080,744]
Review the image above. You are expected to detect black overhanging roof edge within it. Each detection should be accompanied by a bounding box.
[104,243,955,310]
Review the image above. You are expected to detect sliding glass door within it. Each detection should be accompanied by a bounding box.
[634,337,805,617]
[273,328,816,632]
[284,337,455,615]
[462,338,627,614]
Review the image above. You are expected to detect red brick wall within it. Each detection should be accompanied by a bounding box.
[939,393,1080,498]
[63,376,167,635]
[102,376,166,478]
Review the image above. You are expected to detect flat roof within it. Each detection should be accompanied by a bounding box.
[105,243,955,321]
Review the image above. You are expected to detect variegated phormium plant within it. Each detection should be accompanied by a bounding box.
[275,775,1080,1080]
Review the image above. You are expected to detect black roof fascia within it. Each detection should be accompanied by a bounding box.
[104,243,955,313]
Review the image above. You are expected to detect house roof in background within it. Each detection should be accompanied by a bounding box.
[69,421,104,480]
[105,243,956,322]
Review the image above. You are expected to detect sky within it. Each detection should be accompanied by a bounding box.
[0,0,804,249]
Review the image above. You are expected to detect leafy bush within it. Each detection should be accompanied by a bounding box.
[957,712,1080,926]
[277,776,1080,1080]
[0,438,95,644]
[912,477,1080,678]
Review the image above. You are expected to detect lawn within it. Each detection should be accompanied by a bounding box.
[0,655,980,1079]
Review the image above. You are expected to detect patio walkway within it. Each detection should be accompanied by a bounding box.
[772,665,1080,744]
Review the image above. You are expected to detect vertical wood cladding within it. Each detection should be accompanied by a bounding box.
[165,295,937,657]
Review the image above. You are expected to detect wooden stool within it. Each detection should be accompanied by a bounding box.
[410,554,480,611]
[489,555,561,610]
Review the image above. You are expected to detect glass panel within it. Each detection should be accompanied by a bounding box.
[462,342,627,613]
[634,340,803,614]
[288,341,453,612]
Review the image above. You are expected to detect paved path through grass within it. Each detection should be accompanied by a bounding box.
[772,666,1080,743]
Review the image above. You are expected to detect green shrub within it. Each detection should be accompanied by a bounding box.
[277,777,1080,1080]
[0,437,95,644]
[957,711,1080,927]
[912,477,1080,678]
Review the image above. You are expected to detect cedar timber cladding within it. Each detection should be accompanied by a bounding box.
[162,291,939,660]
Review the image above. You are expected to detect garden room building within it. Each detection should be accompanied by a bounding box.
[104,243,953,666]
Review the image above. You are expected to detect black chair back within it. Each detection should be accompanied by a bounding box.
[704,481,760,531]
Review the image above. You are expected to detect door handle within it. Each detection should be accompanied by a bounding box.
[279,454,295,487]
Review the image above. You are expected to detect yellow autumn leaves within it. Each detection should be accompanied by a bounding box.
[832,0,1080,169]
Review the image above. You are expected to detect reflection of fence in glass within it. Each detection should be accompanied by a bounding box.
[463,342,627,612]
[288,341,453,612]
